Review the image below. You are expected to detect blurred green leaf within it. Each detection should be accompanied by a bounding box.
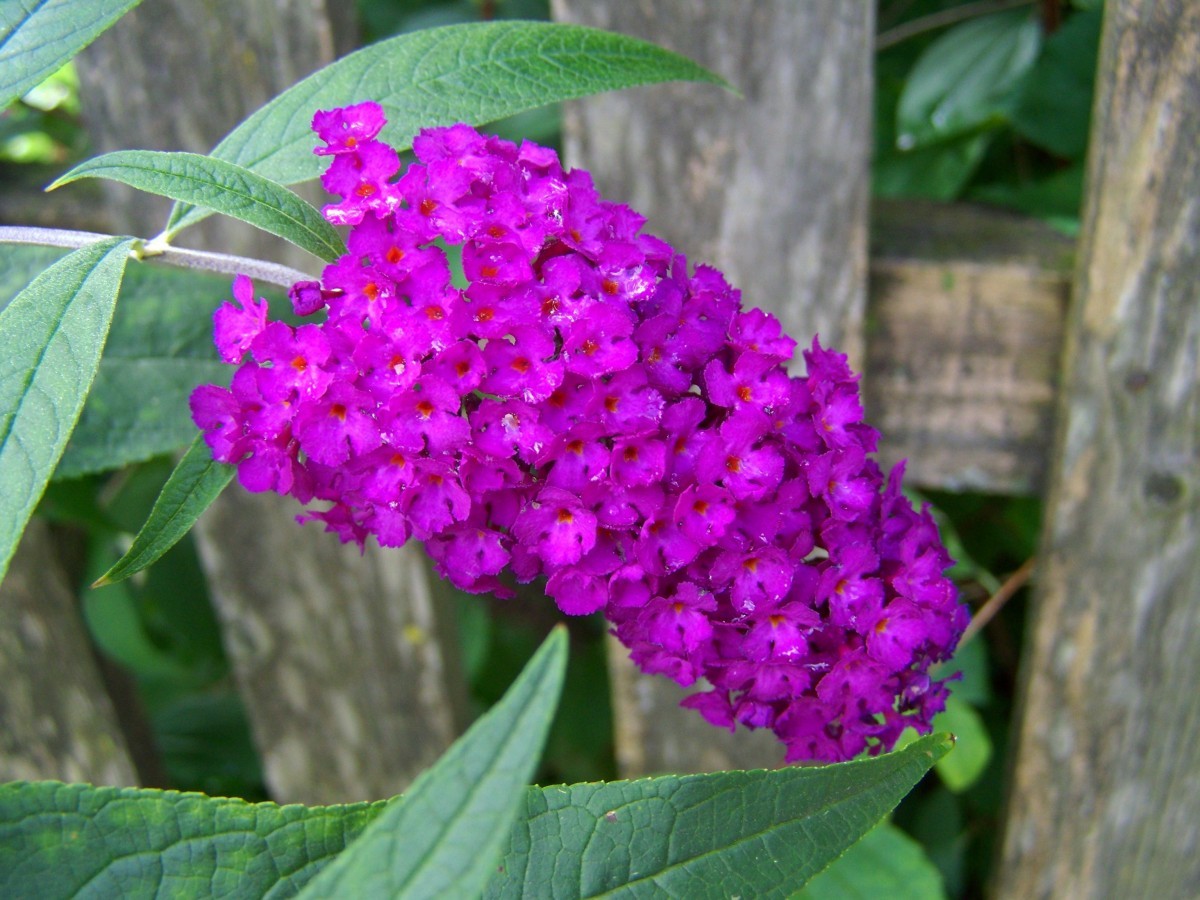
[168,21,727,232]
[151,692,266,800]
[971,162,1086,235]
[81,574,196,683]
[1010,9,1102,158]
[0,243,65,302]
[874,131,993,200]
[298,628,568,899]
[796,822,946,900]
[0,237,133,584]
[906,785,967,896]
[96,435,234,585]
[896,9,1041,150]
[0,0,141,110]
[52,151,345,261]
[931,697,992,793]
[936,634,992,707]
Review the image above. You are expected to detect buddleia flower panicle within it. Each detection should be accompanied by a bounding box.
[191,101,969,763]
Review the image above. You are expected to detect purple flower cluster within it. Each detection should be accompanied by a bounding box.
[191,102,968,762]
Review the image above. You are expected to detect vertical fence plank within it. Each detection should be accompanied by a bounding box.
[76,0,356,266]
[553,0,873,774]
[996,3,1200,896]
[194,491,467,805]
[74,1,467,802]
[0,521,138,787]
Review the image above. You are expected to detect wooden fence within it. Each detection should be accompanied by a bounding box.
[1,0,1195,895]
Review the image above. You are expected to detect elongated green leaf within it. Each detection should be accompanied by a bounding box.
[0,0,141,110]
[0,247,283,479]
[896,9,1041,151]
[0,733,950,898]
[796,822,947,900]
[168,21,727,232]
[0,781,386,899]
[94,434,234,585]
[0,237,132,583]
[1010,7,1102,159]
[52,151,345,261]
[486,733,952,898]
[299,627,568,899]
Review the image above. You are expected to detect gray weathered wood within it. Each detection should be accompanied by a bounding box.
[74,0,468,803]
[0,520,138,786]
[554,0,873,774]
[75,0,356,267]
[995,2,1200,897]
[866,199,1073,494]
[194,490,468,805]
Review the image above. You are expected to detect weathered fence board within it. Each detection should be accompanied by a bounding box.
[996,2,1200,897]
[75,0,355,268]
[194,490,467,805]
[0,521,138,787]
[555,0,874,774]
[866,199,1073,494]
[70,0,466,802]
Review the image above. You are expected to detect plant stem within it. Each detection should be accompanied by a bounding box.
[876,0,1037,51]
[960,556,1036,646]
[0,224,316,291]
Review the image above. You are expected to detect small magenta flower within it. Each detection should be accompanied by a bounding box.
[191,102,969,763]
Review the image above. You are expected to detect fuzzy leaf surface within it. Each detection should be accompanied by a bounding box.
[0,733,950,899]
[167,21,726,232]
[0,248,281,479]
[484,733,953,898]
[52,151,345,261]
[0,0,141,110]
[0,237,132,582]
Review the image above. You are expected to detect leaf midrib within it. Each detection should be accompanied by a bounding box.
[588,751,937,898]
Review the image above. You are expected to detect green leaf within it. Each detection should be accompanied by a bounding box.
[795,822,947,900]
[167,21,727,232]
[0,248,283,479]
[873,130,993,200]
[0,733,950,898]
[81,567,197,683]
[55,258,287,478]
[299,627,568,898]
[1010,8,1102,159]
[51,151,345,261]
[0,237,133,583]
[0,780,386,899]
[930,697,992,793]
[0,0,141,110]
[896,9,1042,150]
[970,164,1086,235]
[485,733,953,898]
[94,434,234,585]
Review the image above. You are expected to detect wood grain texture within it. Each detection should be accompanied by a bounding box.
[554,0,872,774]
[0,520,138,786]
[866,200,1073,494]
[73,1,469,804]
[193,489,468,805]
[995,3,1200,897]
[74,0,356,267]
